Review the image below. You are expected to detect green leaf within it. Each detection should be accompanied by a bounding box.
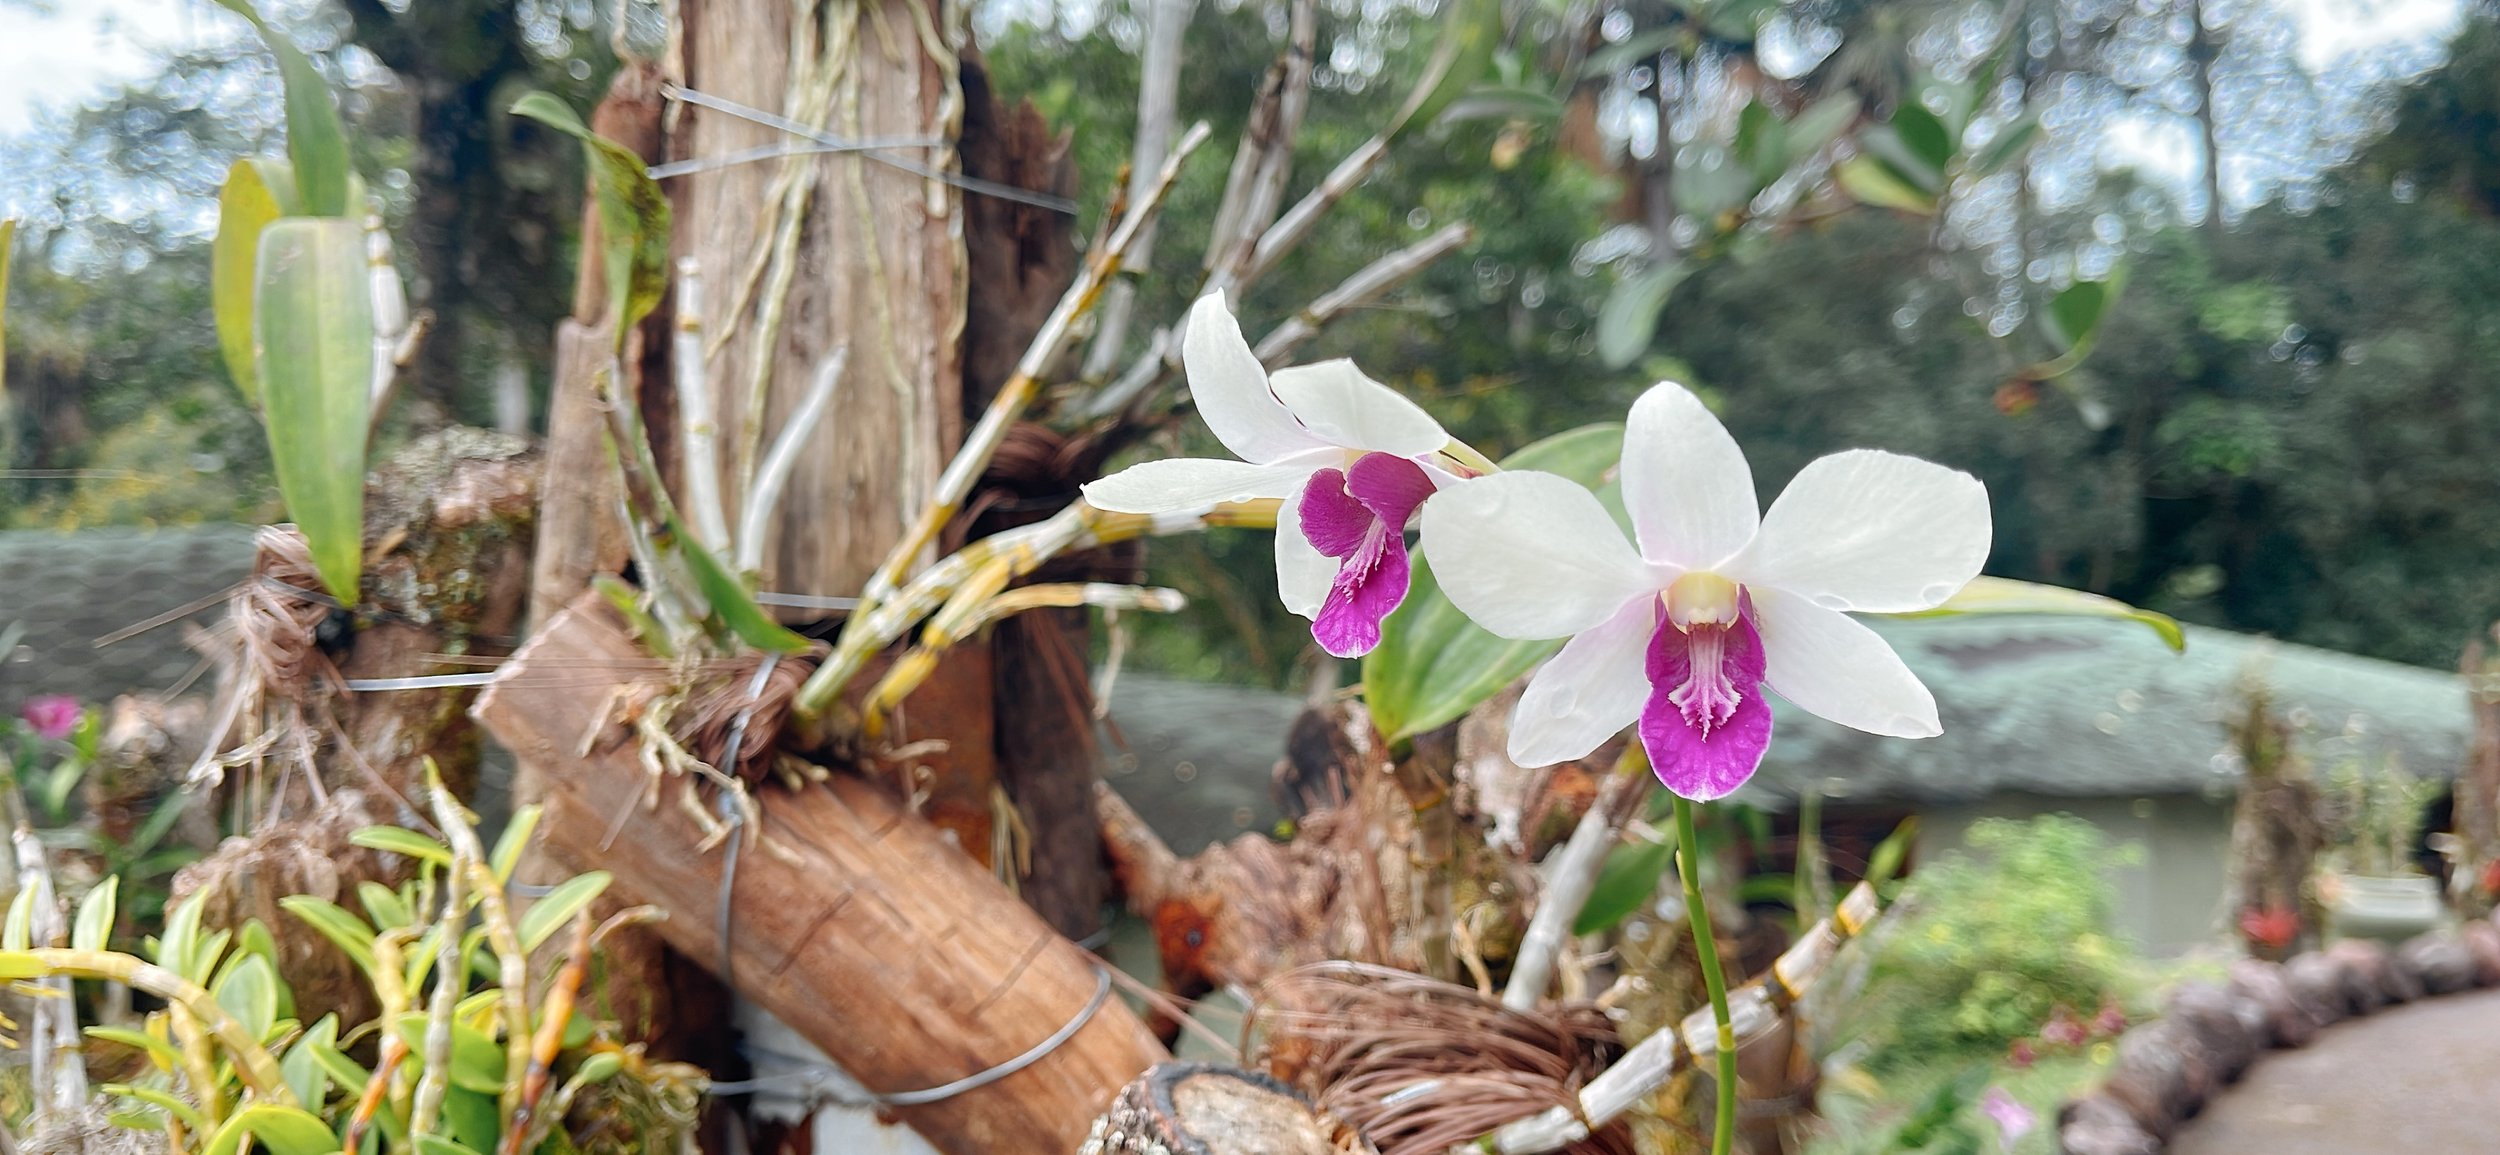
[675,526,810,653]
[72,876,118,952]
[87,1025,181,1072]
[308,1035,371,1094]
[1834,153,1938,215]
[1736,101,1785,186]
[202,1104,343,1155]
[211,1,351,217]
[1597,262,1689,369]
[518,871,613,953]
[415,1136,488,1155]
[2042,270,2127,353]
[213,159,290,403]
[1574,835,1676,935]
[255,216,373,606]
[213,952,281,1042]
[1437,86,1567,125]
[2,887,31,951]
[1888,575,2184,652]
[1363,425,1626,743]
[1853,124,1946,196]
[391,1014,511,1094]
[1887,103,1956,175]
[489,805,543,886]
[1865,816,1919,893]
[1392,0,1504,135]
[281,1014,339,1109]
[1973,112,2042,176]
[349,826,454,867]
[510,91,671,349]
[102,1084,210,1134]
[443,1086,499,1152]
[357,881,411,931]
[157,890,208,975]
[278,897,379,974]
[1786,95,1861,162]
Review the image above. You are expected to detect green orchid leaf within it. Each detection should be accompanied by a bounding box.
[511,91,671,350]
[1890,575,2183,652]
[1597,261,1689,369]
[1834,152,1939,215]
[255,216,372,605]
[1364,424,1625,744]
[280,1014,339,1109]
[518,871,612,952]
[71,876,117,953]
[349,825,453,866]
[390,1013,510,1094]
[213,158,292,403]
[212,951,281,1043]
[1573,835,1677,936]
[277,896,379,974]
[201,1104,342,1155]
[674,523,811,653]
[1393,0,1504,136]
[212,0,352,218]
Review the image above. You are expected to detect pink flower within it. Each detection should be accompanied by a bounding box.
[1423,381,1991,799]
[1980,1087,2036,1146]
[19,695,81,741]
[1082,292,1469,658]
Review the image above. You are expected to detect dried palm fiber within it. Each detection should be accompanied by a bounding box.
[669,645,825,784]
[1248,962,1635,1155]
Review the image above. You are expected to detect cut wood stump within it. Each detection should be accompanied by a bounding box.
[474,594,1166,1153]
[1080,1062,1379,1155]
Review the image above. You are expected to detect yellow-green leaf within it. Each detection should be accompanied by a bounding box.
[349,825,453,866]
[213,952,282,1043]
[675,525,810,653]
[1835,153,1938,215]
[214,158,290,403]
[1363,424,1626,743]
[1888,575,2184,652]
[72,876,117,952]
[280,1014,339,1109]
[202,1104,341,1155]
[103,1084,210,1134]
[88,1025,182,1072]
[1574,835,1677,936]
[510,91,670,351]
[278,896,378,974]
[255,216,372,606]
[489,805,543,886]
[390,1013,510,1094]
[518,871,612,953]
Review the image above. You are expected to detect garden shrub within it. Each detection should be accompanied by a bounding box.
[1855,815,2141,1068]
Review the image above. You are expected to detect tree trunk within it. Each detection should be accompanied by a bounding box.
[476,596,1166,1154]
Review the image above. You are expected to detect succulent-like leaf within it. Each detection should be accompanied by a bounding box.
[211,0,352,218]
[255,216,373,605]
[510,92,671,350]
[1888,575,2183,652]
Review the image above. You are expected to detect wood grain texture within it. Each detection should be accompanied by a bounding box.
[474,595,1166,1153]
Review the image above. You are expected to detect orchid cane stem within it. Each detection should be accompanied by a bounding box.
[1674,794,1738,1155]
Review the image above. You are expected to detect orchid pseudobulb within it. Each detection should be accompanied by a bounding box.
[1423,381,1991,801]
[1082,291,1473,658]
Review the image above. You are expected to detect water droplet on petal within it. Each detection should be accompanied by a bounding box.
[1810,592,1851,612]
[1547,686,1579,717]
[1922,582,1959,604]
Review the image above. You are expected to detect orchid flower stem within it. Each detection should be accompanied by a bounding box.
[1674,794,1738,1155]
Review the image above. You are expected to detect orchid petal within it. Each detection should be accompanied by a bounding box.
[1727,449,1991,612]
[1641,608,1772,801]
[1269,360,1447,457]
[1622,380,1758,569]
[1274,491,1335,618]
[1298,468,1372,557]
[1082,455,1323,515]
[1345,452,1436,527]
[1751,586,1941,738]
[1420,471,1658,640]
[1312,530,1412,658]
[1508,598,1656,768]
[1184,291,1326,463]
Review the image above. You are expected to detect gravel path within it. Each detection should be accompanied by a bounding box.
[2168,987,2500,1154]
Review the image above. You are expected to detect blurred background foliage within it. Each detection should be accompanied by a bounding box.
[5,0,2500,685]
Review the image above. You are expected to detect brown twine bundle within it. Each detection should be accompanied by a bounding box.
[1249,962,1635,1155]
[232,525,341,699]
[670,647,823,784]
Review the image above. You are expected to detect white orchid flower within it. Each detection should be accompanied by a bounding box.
[1423,380,1991,800]
[1082,291,1475,658]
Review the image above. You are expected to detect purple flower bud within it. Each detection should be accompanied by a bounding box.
[20,695,81,742]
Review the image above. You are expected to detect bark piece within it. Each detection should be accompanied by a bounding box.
[2396,931,2477,995]
[475,595,1165,1154]
[1079,1062,1379,1155]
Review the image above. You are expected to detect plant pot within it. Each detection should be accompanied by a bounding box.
[2327,873,2444,944]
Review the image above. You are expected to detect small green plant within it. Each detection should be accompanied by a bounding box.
[2323,749,2437,878]
[1852,815,2142,1068]
[0,765,702,1154]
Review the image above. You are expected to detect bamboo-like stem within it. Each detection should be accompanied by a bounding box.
[858,582,1187,737]
[1674,796,1737,1155]
[798,497,1274,717]
[1243,134,1391,288]
[1501,745,1650,1011]
[1204,0,1319,299]
[13,824,85,1128]
[366,212,409,435]
[845,120,1213,617]
[9,949,296,1107]
[673,258,733,555]
[1479,883,1884,1154]
[344,1034,408,1152]
[1251,222,1475,366]
[736,346,848,575]
[1082,0,1199,379]
[410,831,469,1137]
[504,910,594,1155]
